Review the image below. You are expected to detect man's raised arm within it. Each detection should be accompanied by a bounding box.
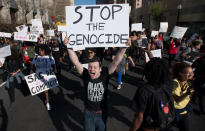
[108,38,131,75]
[64,37,83,75]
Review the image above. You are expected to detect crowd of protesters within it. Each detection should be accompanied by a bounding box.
[0,26,205,131]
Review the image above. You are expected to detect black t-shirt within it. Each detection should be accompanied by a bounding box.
[82,67,110,112]
[133,83,172,129]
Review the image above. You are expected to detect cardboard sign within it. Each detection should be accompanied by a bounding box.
[14,32,38,42]
[25,72,59,96]
[131,23,142,32]
[16,25,28,33]
[151,31,159,37]
[31,19,43,27]
[0,45,11,58]
[145,49,162,62]
[82,64,88,69]
[30,26,44,35]
[0,32,11,38]
[46,30,55,36]
[65,4,129,48]
[159,22,168,32]
[58,25,67,32]
[0,58,5,67]
[170,26,188,39]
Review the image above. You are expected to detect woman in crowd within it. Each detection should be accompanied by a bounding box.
[4,40,24,108]
[168,37,178,66]
[172,62,194,131]
[32,44,56,110]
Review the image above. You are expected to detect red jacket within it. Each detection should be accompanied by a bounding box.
[169,41,178,54]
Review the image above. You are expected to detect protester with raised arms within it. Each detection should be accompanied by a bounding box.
[64,36,131,131]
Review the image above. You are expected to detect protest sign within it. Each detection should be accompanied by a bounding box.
[58,25,67,32]
[131,23,142,32]
[31,19,43,27]
[151,31,159,37]
[0,58,5,67]
[0,45,11,58]
[145,49,162,62]
[65,4,129,48]
[14,32,38,42]
[16,25,28,33]
[170,26,188,39]
[82,64,88,69]
[0,32,11,38]
[30,26,44,35]
[25,72,59,96]
[159,22,168,32]
[46,30,55,36]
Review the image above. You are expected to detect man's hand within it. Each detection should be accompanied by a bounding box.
[0,61,3,67]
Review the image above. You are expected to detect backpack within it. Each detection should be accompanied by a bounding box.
[143,84,175,129]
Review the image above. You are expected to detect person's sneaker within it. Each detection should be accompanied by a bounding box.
[117,85,121,90]
[46,103,51,111]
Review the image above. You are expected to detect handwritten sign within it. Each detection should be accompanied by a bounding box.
[14,32,38,42]
[159,22,168,32]
[58,25,67,32]
[170,26,188,39]
[25,72,59,96]
[151,31,159,37]
[0,45,11,58]
[31,19,43,27]
[16,25,28,33]
[131,23,142,32]
[145,49,162,62]
[0,32,11,38]
[65,4,129,48]
[46,30,55,36]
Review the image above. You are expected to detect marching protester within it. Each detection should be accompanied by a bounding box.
[50,37,63,79]
[32,44,56,110]
[172,62,194,131]
[64,36,131,131]
[130,57,174,131]
[168,37,178,66]
[191,55,205,115]
[4,40,24,108]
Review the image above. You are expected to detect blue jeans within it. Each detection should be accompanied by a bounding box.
[84,110,107,131]
[117,72,122,86]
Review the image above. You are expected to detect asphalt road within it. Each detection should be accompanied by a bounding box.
[0,59,204,131]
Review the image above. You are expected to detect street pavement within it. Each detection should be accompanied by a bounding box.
[0,59,205,131]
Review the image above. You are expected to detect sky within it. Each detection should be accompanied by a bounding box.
[74,0,96,5]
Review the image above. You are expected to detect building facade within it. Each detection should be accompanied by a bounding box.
[0,0,73,32]
[134,0,205,34]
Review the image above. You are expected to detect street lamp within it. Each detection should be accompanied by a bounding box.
[176,4,182,26]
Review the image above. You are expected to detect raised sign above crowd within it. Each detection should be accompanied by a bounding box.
[65,4,129,48]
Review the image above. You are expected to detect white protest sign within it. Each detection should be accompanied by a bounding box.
[66,4,129,48]
[16,25,28,33]
[151,31,159,37]
[31,19,43,27]
[73,47,86,51]
[170,26,188,39]
[30,26,44,35]
[82,64,88,69]
[159,22,168,32]
[46,30,55,36]
[131,23,142,32]
[14,32,38,42]
[25,72,59,96]
[0,32,11,38]
[0,58,5,67]
[0,45,11,58]
[145,49,162,62]
[58,25,67,32]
